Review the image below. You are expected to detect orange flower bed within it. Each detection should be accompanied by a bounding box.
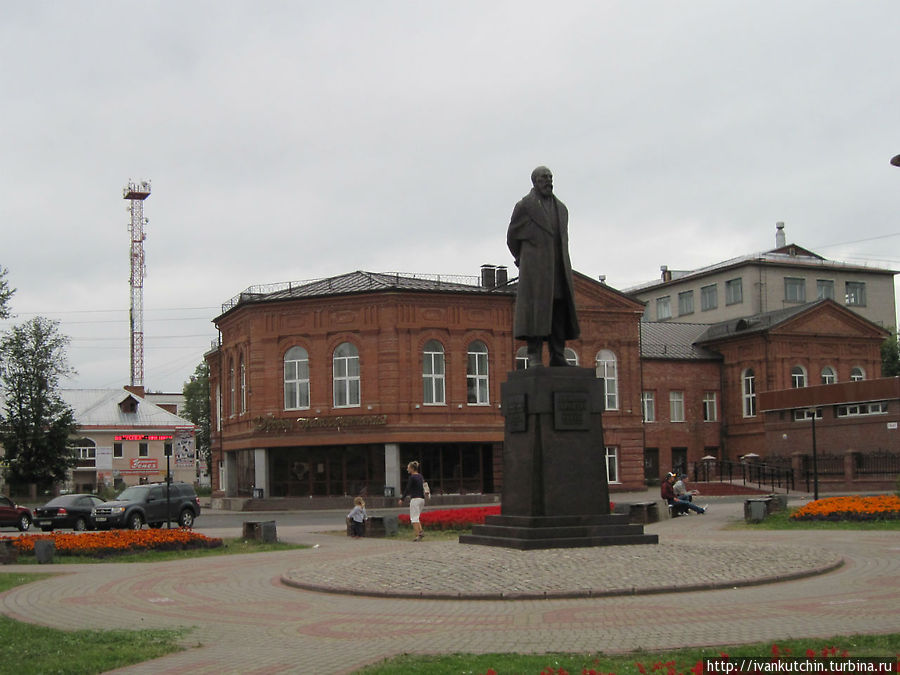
[0,529,223,557]
[790,494,900,521]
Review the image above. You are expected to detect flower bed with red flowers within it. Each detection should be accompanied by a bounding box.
[398,506,501,530]
[790,494,900,522]
[397,504,617,531]
[0,529,223,557]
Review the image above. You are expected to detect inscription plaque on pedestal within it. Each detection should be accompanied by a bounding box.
[506,394,527,433]
[554,392,590,431]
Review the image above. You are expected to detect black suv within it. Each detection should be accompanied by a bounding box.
[92,482,201,530]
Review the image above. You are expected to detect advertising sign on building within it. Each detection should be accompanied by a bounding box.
[175,430,195,468]
[96,446,113,471]
[119,458,159,475]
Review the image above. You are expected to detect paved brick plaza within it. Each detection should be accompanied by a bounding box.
[0,494,898,674]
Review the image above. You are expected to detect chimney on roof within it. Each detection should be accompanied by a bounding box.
[480,264,496,288]
[660,265,672,282]
[481,264,507,288]
[775,221,786,248]
[496,266,508,286]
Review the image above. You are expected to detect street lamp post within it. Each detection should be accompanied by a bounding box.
[808,408,819,501]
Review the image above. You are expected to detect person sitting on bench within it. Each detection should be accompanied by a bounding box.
[661,472,706,515]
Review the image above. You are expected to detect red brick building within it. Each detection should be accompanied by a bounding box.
[207,270,893,503]
[695,299,888,459]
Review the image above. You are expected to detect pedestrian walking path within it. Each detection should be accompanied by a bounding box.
[0,493,898,675]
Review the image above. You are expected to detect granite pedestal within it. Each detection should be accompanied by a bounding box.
[460,366,657,550]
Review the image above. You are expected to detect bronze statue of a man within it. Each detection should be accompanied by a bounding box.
[506,166,580,368]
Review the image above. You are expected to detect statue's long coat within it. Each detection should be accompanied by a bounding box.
[506,189,580,341]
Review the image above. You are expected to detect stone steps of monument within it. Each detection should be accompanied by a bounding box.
[471,523,648,539]
[459,532,659,550]
[484,514,630,528]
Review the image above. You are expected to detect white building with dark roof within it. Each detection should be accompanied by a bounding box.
[626,224,897,330]
[63,388,196,492]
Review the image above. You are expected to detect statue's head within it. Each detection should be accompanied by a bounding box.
[531,166,553,197]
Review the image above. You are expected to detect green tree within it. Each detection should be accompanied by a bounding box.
[0,265,14,319]
[882,332,900,377]
[0,317,78,492]
[182,361,211,475]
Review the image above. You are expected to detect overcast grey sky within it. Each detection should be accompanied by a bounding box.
[1,1,898,393]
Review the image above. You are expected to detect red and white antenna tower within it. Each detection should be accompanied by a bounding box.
[123,180,151,387]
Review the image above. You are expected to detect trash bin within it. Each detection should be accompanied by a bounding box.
[34,539,55,564]
[242,520,277,543]
[745,499,769,523]
[252,488,264,499]
[383,486,395,498]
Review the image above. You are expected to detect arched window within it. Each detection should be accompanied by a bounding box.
[239,354,247,413]
[564,348,579,366]
[820,366,836,385]
[850,366,865,382]
[515,346,529,370]
[742,368,756,417]
[333,342,360,407]
[466,340,489,404]
[284,346,310,410]
[228,359,236,417]
[423,340,446,405]
[791,365,807,388]
[595,350,618,410]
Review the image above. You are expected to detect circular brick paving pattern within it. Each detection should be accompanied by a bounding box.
[282,540,843,599]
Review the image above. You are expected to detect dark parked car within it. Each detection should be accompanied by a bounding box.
[0,495,32,531]
[92,482,201,530]
[33,494,106,532]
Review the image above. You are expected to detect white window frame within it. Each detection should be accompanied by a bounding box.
[466,340,490,405]
[785,277,806,303]
[793,408,823,421]
[605,446,619,484]
[284,346,310,410]
[564,348,579,366]
[702,392,717,422]
[228,361,236,417]
[817,279,834,301]
[595,350,619,411]
[333,342,361,408]
[677,290,694,316]
[656,296,671,320]
[725,278,743,305]
[669,391,685,422]
[701,284,717,311]
[837,402,887,417]
[742,369,757,417]
[845,281,866,307]
[641,391,655,423]
[239,355,247,414]
[791,365,807,388]
[850,366,865,382]
[820,366,836,385]
[515,346,529,370]
[423,340,446,405]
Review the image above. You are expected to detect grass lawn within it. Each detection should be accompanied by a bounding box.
[731,509,900,530]
[0,573,185,675]
[356,633,900,675]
